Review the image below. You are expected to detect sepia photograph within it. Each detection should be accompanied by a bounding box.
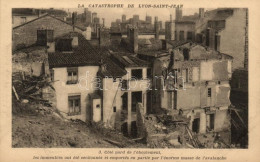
[11,6,249,149]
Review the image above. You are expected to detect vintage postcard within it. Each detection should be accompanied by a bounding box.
[1,0,260,161]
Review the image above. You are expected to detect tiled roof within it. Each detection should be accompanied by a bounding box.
[97,49,127,77]
[48,33,101,68]
[49,34,127,77]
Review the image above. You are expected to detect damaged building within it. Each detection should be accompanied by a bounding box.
[48,31,151,138]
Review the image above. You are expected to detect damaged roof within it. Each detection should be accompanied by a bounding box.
[209,9,234,21]
[111,53,151,68]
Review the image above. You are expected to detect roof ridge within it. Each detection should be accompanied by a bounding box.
[13,14,85,31]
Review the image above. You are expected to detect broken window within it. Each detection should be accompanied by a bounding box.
[131,69,143,80]
[183,48,190,61]
[67,67,78,84]
[68,95,81,116]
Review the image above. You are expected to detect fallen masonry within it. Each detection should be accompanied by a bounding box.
[135,103,231,148]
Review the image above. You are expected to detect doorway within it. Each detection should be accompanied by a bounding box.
[131,91,142,112]
[192,118,200,133]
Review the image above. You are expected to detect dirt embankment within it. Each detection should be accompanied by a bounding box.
[12,100,146,148]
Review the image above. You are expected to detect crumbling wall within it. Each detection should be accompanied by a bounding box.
[136,103,148,138]
[176,88,200,110]
[214,108,230,132]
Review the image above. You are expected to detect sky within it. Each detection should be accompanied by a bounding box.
[63,8,214,27]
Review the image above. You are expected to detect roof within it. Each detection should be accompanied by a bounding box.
[48,33,101,68]
[171,42,233,61]
[209,9,233,21]
[165,40,192,48]
[13,14,85,31]
[97,49,127,77]
[49,35,128,77]
[111,53,151,68]
[12,8,41,16]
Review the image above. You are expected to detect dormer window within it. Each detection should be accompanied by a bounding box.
[67,67,78,84]
[131,69,143,80]
[56,38,72,52]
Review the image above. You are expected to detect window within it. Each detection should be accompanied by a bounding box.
[187,31,193,40]
[68,95,81,116]
[208,88,212,97]
[96,104,100,108]
[179,31,184,41]
[67,67,78,84]
[183,48,190,60]
[113,106,116,112]
[131,69,143,80]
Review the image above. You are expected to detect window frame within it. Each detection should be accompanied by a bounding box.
[68,95,81,116]
[67,67,78,84]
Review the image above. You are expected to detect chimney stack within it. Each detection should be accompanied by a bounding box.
[72,12,77,31]
[154,16,159,40]
[199,8,205,19]
[129,27,138,53]
[70,32,79,48]
[175,8,183,21]
[122,14,126,22]
[102,18,105,27]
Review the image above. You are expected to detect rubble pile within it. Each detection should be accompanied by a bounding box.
[12,72,54,107]
[136,105,203,148]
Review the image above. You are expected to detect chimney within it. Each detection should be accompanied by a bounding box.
[37,10,41,18]
[129,27,138,53]
[46,29,55,53]
[175,8,183,21]
[85,26,92,40]
[199,8,205,19]
[102,18,105,27]
[72,12,77,31]
[99,27,110,47]
[122,14,126,22]
[154,16,159,40]
[165,21,175,41]
[71,32,78,48]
